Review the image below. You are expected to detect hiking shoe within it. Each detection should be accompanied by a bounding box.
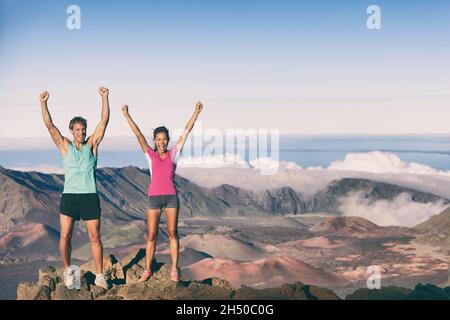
[63,267,76,289]
[95,273,108,290]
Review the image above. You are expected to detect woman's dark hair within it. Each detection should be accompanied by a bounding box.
[153,126,170,151]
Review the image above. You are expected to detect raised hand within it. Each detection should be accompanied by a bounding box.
[98,86,109,97]
[40,91,49,103]
[176,100,204,151]
[122,104,149,153]
[195,101,203,114]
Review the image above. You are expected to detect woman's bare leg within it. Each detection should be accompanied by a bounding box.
[145,209,162,271]
[165,207,179,269]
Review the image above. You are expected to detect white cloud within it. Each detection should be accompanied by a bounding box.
[10,165,64,174]
[178,154,302,176]
[338,191,449,227]
[178,151,450,200]
[328,151,450,176]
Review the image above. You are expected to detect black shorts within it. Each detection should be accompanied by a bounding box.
[147,195,179,210]
[59,193,101,221]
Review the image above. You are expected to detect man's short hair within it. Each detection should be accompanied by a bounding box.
[69,117,87,130]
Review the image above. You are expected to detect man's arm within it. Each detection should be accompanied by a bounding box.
[121,105,150,153]
[175,101,204,151]
[40,91,68,153]
[90,86,110,146]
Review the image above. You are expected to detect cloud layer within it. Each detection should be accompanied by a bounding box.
[338,191,449,227]
[328,151,450,176]
[177,151,450,199]
[8,151,450,226]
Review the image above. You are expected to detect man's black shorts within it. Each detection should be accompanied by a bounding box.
[59,193,101,221]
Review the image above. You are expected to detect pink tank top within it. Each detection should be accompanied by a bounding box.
[145,145,181,196]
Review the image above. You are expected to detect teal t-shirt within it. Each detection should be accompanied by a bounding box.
[62,141,97,194]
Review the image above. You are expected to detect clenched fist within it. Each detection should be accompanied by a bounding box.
[121,104,129,116]
[98,86,109,97]
[195,101,203,114]
[40,91,49,103]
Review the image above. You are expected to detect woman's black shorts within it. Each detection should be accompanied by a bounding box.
[147,195,179,210]
[59,193,101,221]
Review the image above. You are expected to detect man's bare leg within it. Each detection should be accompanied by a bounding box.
[86,219,103,274]
[59,214,75,269]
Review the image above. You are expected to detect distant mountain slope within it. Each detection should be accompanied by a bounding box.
[2,167,446,225]
[180,233,265,261]
[1,165,447,258]
[415,206,450,251]
[309,216,412,238]
[0,223,60,257]
[307,178,447,213]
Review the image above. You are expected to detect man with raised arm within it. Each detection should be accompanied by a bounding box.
[39,87,110,289]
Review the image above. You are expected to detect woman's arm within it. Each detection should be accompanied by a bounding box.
[121,105,150,153]
[175,101,204,151]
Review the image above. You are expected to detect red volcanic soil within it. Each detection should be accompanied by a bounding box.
[183,255,348,289]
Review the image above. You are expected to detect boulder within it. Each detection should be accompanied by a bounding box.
[17,282,51,300]
[52,283,92,300]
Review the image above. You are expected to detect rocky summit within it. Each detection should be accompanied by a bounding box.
[16,248,340,300]
[14,248,450,300]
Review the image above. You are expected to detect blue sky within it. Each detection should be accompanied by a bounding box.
[0,0,449,138]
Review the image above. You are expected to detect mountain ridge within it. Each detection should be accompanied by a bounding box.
[1,166,448,259]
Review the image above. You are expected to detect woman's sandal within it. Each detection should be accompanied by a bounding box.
[139,269,153,282]
[170,267,182,282]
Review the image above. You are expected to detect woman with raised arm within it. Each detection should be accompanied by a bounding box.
[39,87,110,290]
[121,101,203,282]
